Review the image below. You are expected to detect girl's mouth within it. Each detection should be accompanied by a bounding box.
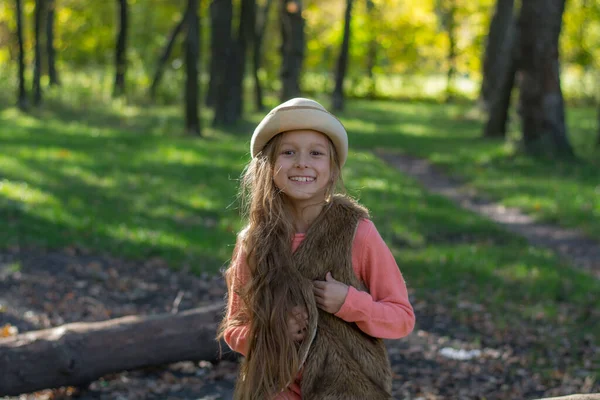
[289,176,315,183]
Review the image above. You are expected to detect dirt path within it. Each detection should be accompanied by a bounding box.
[376,150,600,279]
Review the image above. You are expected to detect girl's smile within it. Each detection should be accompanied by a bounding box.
[289,176,316,183]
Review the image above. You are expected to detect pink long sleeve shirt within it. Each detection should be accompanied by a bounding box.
[223,218,415,356]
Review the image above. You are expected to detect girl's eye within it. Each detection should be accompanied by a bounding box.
[282,150,294,155]
[311,151,324,156]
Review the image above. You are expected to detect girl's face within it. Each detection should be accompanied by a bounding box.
[273,130,333,209]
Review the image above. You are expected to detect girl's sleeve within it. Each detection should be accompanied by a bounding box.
[223,240,252,356]
[334,219,415,339]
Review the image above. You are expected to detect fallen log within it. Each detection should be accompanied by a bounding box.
[0,302,234,396]
[533,395,600,400]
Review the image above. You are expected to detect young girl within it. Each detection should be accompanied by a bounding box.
[218,98,415,400]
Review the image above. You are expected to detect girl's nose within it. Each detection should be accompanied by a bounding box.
[295,154,309,168]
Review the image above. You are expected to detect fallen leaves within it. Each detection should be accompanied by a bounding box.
[1,323,18,337]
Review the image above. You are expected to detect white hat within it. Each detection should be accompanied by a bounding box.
[250,98,349,166]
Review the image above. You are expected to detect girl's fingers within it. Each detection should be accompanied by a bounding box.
[313,286,325,296]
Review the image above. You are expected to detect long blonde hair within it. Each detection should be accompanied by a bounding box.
[218,131,343,399]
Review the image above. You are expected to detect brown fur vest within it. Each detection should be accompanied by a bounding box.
[292,195,393,399]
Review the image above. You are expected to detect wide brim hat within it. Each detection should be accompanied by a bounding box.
[250,98,349,167]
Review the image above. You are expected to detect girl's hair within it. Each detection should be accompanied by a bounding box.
[217,131,343,399]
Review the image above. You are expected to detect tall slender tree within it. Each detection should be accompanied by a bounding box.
[149,13,186,99]
[206,0,233,109]
[365,0,378,99]
[229,0,256,120]
[32,0,45,106]
[279,0,305,101]
[15,0,28,110]
[480,0,515,112]
[436,0,457,101]
[46,0,59,86]
[184,0,201,136]
[483,0,518,138]
[253,0,274,111]
[114,0,128,97]
[518,0,574,158]
[331,0,354,111]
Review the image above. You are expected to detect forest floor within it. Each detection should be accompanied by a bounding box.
[1,153,599,400]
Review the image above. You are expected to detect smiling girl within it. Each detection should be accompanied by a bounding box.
[218,98,415,400]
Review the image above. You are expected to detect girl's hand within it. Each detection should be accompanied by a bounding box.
[312,272,349,314]
[288,305,309,342]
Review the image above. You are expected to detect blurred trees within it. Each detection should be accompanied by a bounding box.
[2,0,598,145]
[331,0,353,111]
[15,0,27,110]
[46,0,58,85]
[184,0,201,136]
[482,0,516,139]
[517,0,573,157]
[32,0,43,105]
[3,0,597,100]
[280,0,304,101]
[113,0,128,97]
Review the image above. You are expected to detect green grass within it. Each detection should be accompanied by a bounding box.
[0,88,598,379]
[336,99,600,241]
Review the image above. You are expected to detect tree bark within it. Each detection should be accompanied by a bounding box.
[46,0,59,86]
[445,1,457,101]
[484,14,518,138]
[211,0,237,125]
[15,0,28,111]
[331,0,354,112]
[517,0,574,158]
[253,0,274,111]
[365,0,377,99]
[184,0,201,136]
[229,0,256,121]
[206,0,232,109]
[149,12,186,99]
[32,0,45,106]
[0,303,231,397]
[480,0,515,112]
[279,0,305,102]
[113,0,128,97]
[436,0,457,101]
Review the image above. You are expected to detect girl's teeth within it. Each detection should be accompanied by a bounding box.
[290,177,314,182]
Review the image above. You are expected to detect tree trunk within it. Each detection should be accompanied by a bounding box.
[206,0,231,109]
[480,0,515,112]
[15,0,28,111]
[331,0,354,112]
[211,0,237,125]
[445,1,457,102]
[279,0,305,102]
[184,0,201,136]
[484,14,518,138]
[46,0,59,86]
[32,0,45,106]
[517,0,574,158]
[0,304,231,397]
[365,0,377,99]
[229,0,256,121]
[253,0,274,111]
[113,0,128,97]
[149,12,186,99]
